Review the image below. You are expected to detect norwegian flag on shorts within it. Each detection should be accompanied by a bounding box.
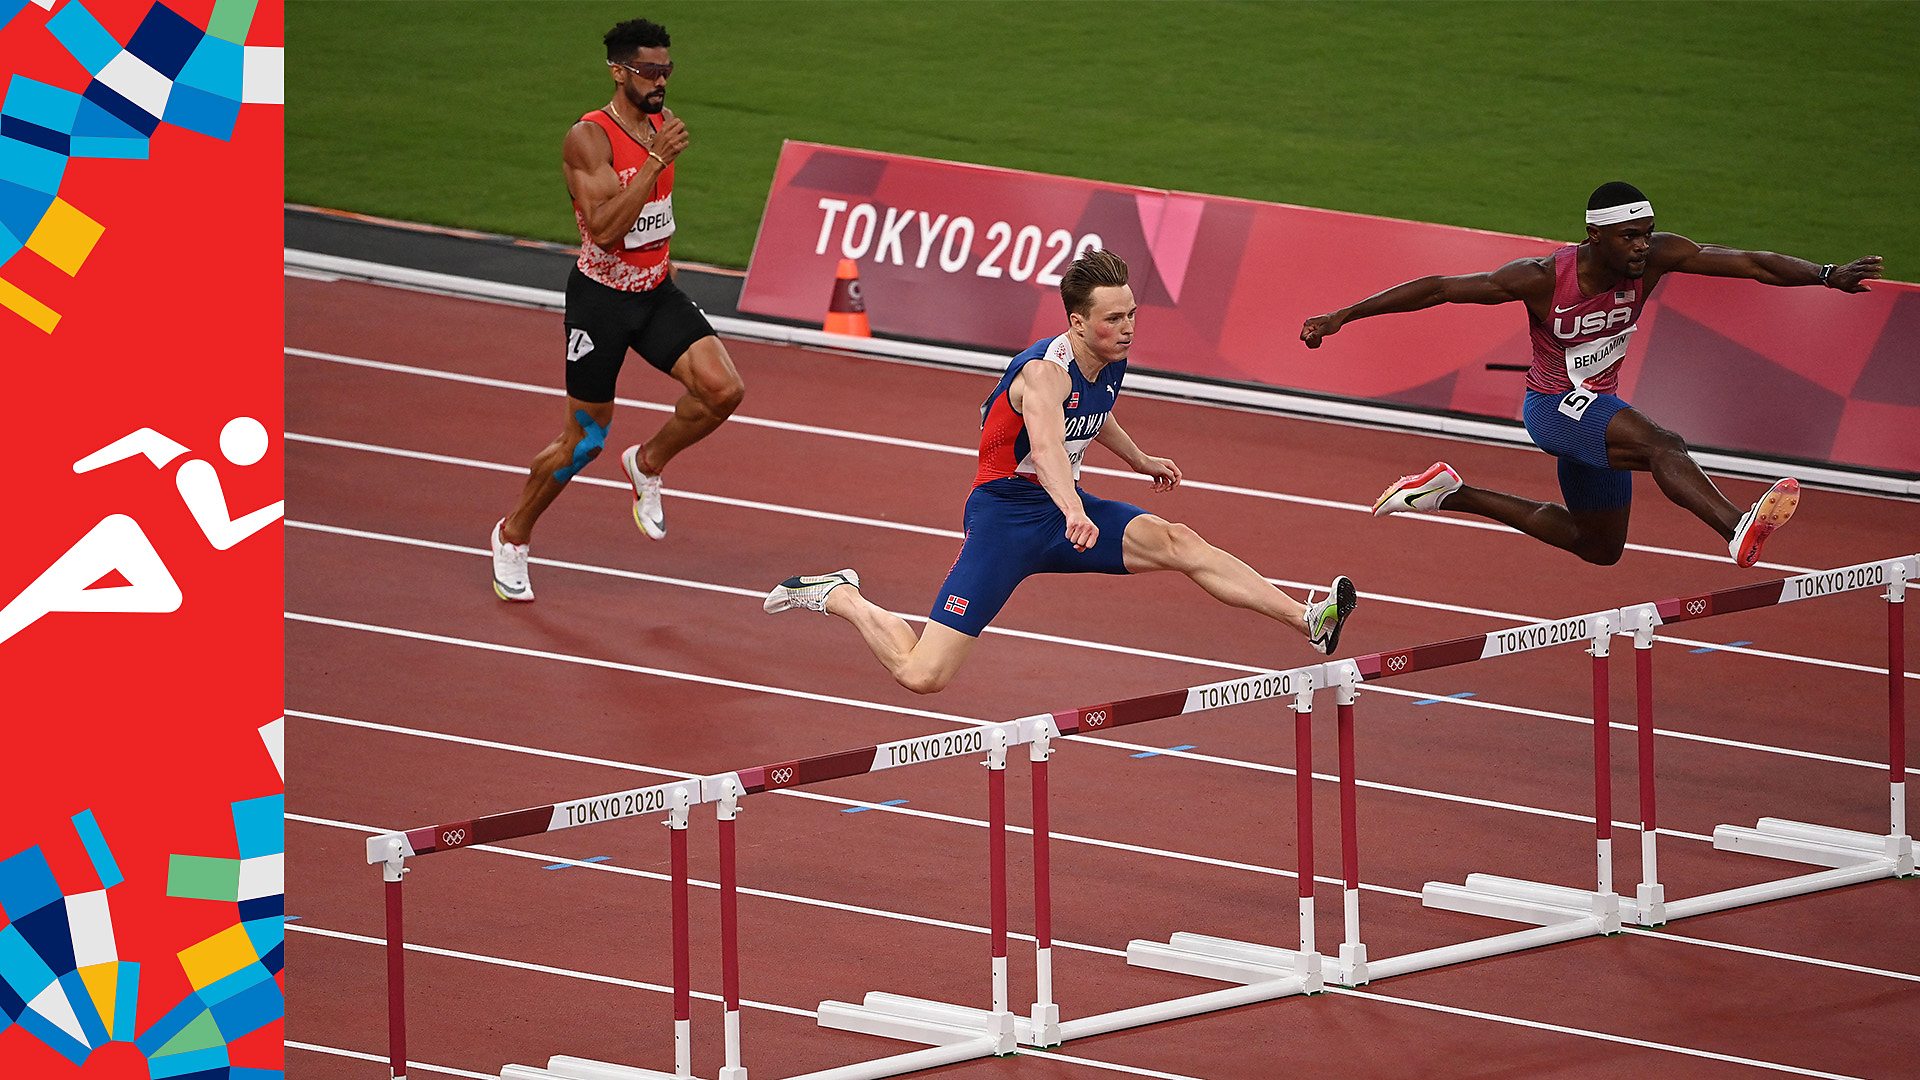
[945,595,969,615]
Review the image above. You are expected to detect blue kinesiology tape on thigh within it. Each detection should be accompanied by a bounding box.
[554,410,608,483]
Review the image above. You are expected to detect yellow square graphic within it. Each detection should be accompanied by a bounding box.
[27,198,105,276]
[177,923,258,989]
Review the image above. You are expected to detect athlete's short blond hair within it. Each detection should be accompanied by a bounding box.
[1060,250,1129,317]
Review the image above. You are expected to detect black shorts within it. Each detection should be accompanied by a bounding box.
[563,269,717,403]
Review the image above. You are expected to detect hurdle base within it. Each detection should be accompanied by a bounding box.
[1363,916,1608,981]
[1028,1003,1061,1048]
[1633,882,1667,927]
[1422,874,1622,934]
[1713,818,1914,877]
[502,1056,701,1080]
[1338,942,1370,986]
[1125,932,1335,989]
[1053,975,1310,1042]
[817,993,1018,1055]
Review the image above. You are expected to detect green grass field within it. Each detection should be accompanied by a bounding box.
[289,1,1920,274]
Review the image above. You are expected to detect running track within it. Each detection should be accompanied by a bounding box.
[286,270,1920,1080]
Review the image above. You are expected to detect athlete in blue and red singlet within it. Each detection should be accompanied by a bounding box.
[764,250,1359,695]
[1301,182,1883,568]
[488,17,747,603]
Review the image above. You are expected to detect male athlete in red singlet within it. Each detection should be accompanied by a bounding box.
[489,17,746,601]
[1301,182,1883,568]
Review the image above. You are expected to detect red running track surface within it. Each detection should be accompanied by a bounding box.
[287,274,1920,1080]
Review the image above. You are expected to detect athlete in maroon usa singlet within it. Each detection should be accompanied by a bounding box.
[1302,181,1883,569]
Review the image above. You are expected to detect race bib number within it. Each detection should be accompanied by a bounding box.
[1562,325,1636,394]
[1557,388,1597,420]
[624,193,676,250]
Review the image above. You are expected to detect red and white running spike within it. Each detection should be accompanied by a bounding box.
[1729,477,1800,567]
[1372,462,1461,517]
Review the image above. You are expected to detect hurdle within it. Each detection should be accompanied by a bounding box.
[1126,609,1630,994]
[709,721,1026,1080]
[364,777,706,1080]
[820,666,1329,1055]
[1313,553,1918,985]
[361,552,1915,1079]
[1615,556,1917,925]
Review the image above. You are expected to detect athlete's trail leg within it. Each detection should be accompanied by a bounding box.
[504,398,614,544]
[1438,486,1631,565]
[826,587,977,695]
[1121,515,1310,632]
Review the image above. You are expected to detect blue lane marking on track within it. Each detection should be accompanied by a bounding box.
[1690,640,1754,654]
[283,916,300,922]
[1131,744,1197,759]
[842,799,909,814]
[1413,692,1477,706]
[542,855,613,870]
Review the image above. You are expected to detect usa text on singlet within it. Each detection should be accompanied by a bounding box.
[1525,244,1653,419]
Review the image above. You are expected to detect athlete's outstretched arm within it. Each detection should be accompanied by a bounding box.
[1301,258,1548,348]
[1650,234,1882,292]
[1094,417,1181,491]
[1012,362,1097,551]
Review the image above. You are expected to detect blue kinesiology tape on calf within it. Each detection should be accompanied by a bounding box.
[554,410,608,483]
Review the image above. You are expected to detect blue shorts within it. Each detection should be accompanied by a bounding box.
[1522,390,1634,512]
[929,477,1150,636]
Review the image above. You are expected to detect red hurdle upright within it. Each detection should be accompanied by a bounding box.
[365,776,707,1080]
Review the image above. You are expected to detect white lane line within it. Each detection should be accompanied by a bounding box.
[284,615,1699,842]
[287,711,1422,898]
[287,344,1839,575]
[289,811,1129,957]
[1621,927,1920,983]
[288,923,815,1017]
[1024,1052,1213,1080]
[287,518,1919,780]
[283,429,1919,683]
[290,919,1876,1079]
[287,1041,494,1079]
[1322,986,1868,1080]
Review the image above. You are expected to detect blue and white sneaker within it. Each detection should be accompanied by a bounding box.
[764,569,861,614]
[1305,576,1357,655]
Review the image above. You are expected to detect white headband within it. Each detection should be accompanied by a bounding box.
[1586,200,1654,226]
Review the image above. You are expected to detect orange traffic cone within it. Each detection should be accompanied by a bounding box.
[823,258,870,337]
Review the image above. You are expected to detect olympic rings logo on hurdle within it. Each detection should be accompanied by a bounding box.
[1385,654,1410,673]
[768,766,796,786]
[1685,599,1708,616]
[1082,709,1110,728]
[441,828,467,847]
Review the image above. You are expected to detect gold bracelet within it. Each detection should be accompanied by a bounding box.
[648,149,668,167]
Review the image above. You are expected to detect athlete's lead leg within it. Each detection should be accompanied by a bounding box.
[1603,407,1740,539]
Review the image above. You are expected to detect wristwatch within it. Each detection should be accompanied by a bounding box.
[1819,263,1836,286]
